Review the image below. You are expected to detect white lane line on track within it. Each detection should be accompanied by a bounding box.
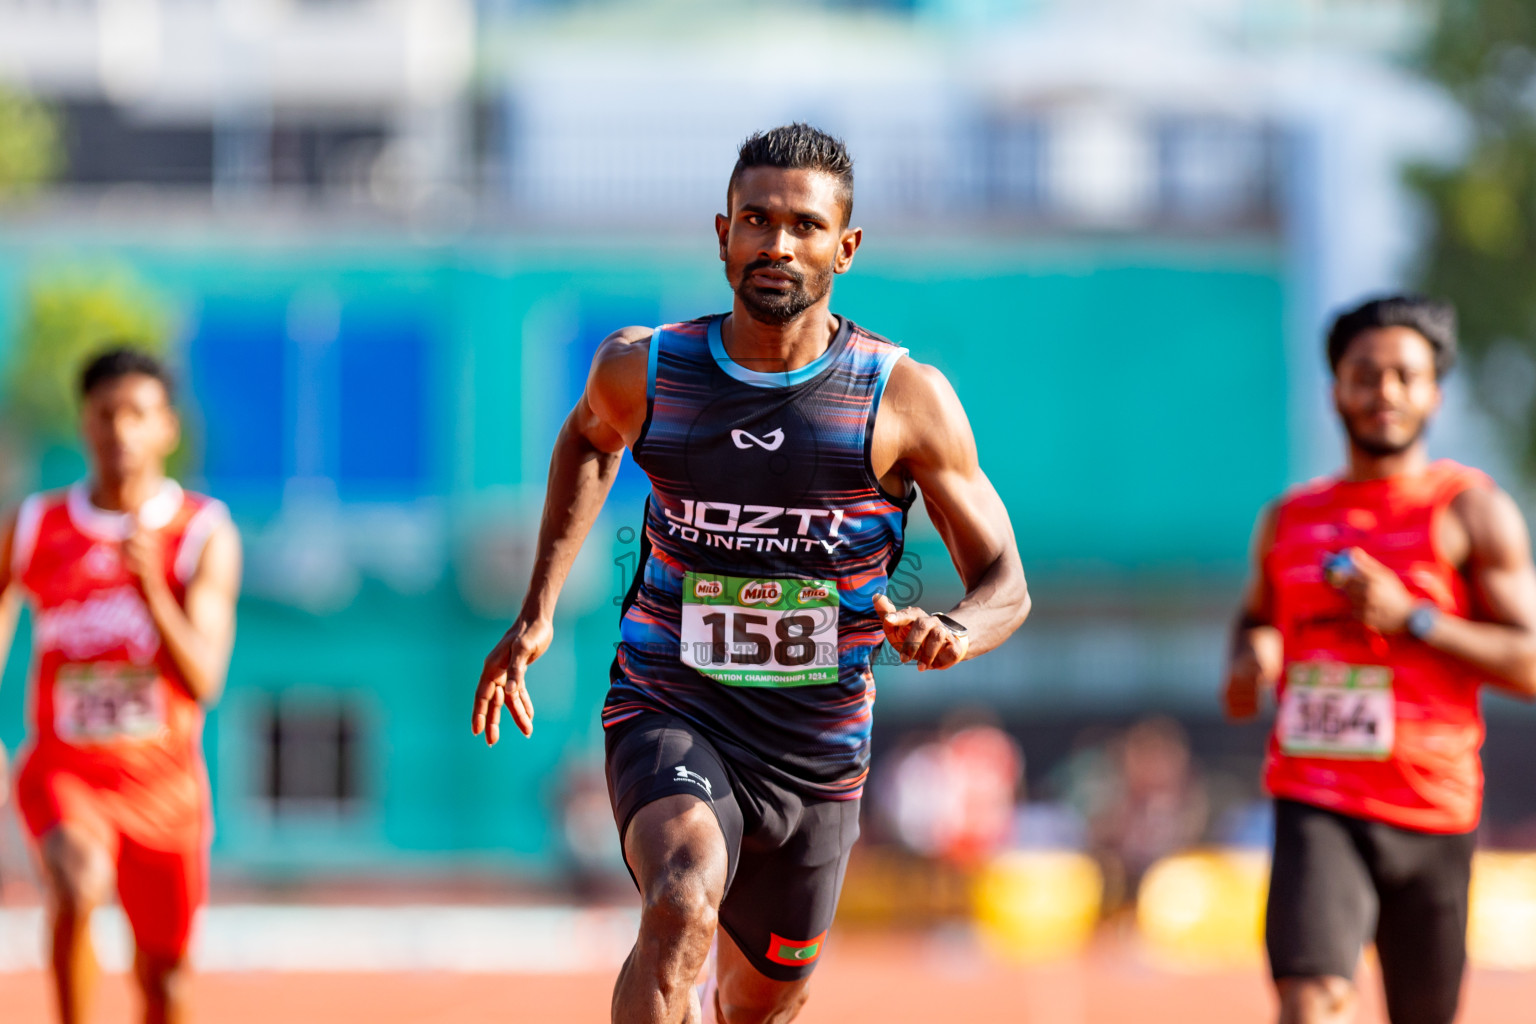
[0,906,640,974]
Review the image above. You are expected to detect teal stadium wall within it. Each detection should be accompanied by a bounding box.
[0,235,1288,872]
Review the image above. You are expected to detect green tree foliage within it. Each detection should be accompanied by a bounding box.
[7,265,174,443]
[1410,0,1536,471]
[0,86,61,199]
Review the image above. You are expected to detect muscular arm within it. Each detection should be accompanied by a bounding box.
[0,514,15,798]
[471,326,651,744]
[871,359,1029,667]
[130,517,242,705]
[0,512,17,672]
[1420,487,1536,698]
[0,586,17,677]
[1223,504,1283,720]
[518,329,648,626]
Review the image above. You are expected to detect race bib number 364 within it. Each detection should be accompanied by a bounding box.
[681,572,839,687]
[54,664,166,744]
[1277,661,1394,760]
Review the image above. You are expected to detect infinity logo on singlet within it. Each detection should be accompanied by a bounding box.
[731,428,785,451]
[35,586,160,664]
[661,499,848,554]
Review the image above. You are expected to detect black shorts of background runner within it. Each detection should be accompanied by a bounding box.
[605,708,861,981]
[1266,797,1476,1024]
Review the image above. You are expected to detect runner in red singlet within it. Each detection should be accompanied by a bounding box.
[1225,296,1536,1024]
[0,348,241,1024]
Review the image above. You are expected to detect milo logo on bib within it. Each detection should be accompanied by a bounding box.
[739,581,782,605]
[680,572,839,687]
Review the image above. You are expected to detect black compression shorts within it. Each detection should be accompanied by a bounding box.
[604,708,861,981]
[1266,798,1476,1024]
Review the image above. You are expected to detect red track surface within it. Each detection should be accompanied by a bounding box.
[1,934,1532,1023]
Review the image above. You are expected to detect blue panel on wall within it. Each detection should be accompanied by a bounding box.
[335,308,430,498]
[190,298,286,493]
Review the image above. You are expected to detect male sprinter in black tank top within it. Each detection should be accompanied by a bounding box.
[471,124,1031,1024]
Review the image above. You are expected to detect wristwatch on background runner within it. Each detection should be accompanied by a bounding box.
[1406,601,1440,640]
[934,612,969,638]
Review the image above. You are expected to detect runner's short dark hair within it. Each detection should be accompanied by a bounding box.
[79,346,175,402]
[1326,295,1457,380]
[728,123,855,224]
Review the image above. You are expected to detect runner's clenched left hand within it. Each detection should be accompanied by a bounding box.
[872,593,970,671]
[1333,547,1417,634]
[123,521,167,595]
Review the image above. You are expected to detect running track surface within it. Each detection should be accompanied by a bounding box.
[2,936,1533,1024]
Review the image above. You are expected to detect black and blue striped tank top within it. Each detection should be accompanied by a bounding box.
[605,313,914,799]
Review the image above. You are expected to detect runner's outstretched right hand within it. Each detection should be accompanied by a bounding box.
[472,617,553,745]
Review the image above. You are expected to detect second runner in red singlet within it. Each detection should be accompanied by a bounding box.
[0,348,241,1024]
[1263,459,1489,834]
[1225,296,1536,1024]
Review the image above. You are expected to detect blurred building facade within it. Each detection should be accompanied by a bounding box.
[0,0,474,206]
[2,0,1517,878]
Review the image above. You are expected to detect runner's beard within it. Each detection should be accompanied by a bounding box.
[734,260,833,325]
[1343,413,1428,458]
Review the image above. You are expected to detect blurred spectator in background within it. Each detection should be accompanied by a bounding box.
[1059,717,1209,914]
[553,759,627,901]
[880,712,1023,868]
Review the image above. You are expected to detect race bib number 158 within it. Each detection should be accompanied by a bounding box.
[680,572,839,687]
[1277,661,1395,760]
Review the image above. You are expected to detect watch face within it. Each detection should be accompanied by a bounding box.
[935,613,968,636]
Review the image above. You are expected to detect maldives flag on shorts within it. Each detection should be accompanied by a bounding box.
[766,931,827,967]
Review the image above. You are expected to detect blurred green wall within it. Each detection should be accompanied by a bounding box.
[0,233,1287,872]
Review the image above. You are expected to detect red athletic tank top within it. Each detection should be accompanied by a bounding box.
[12,480,228,786]
[1263,460,1490,833]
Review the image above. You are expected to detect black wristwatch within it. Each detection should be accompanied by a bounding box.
[934,612,969,638]
[1406,602,1440,640]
